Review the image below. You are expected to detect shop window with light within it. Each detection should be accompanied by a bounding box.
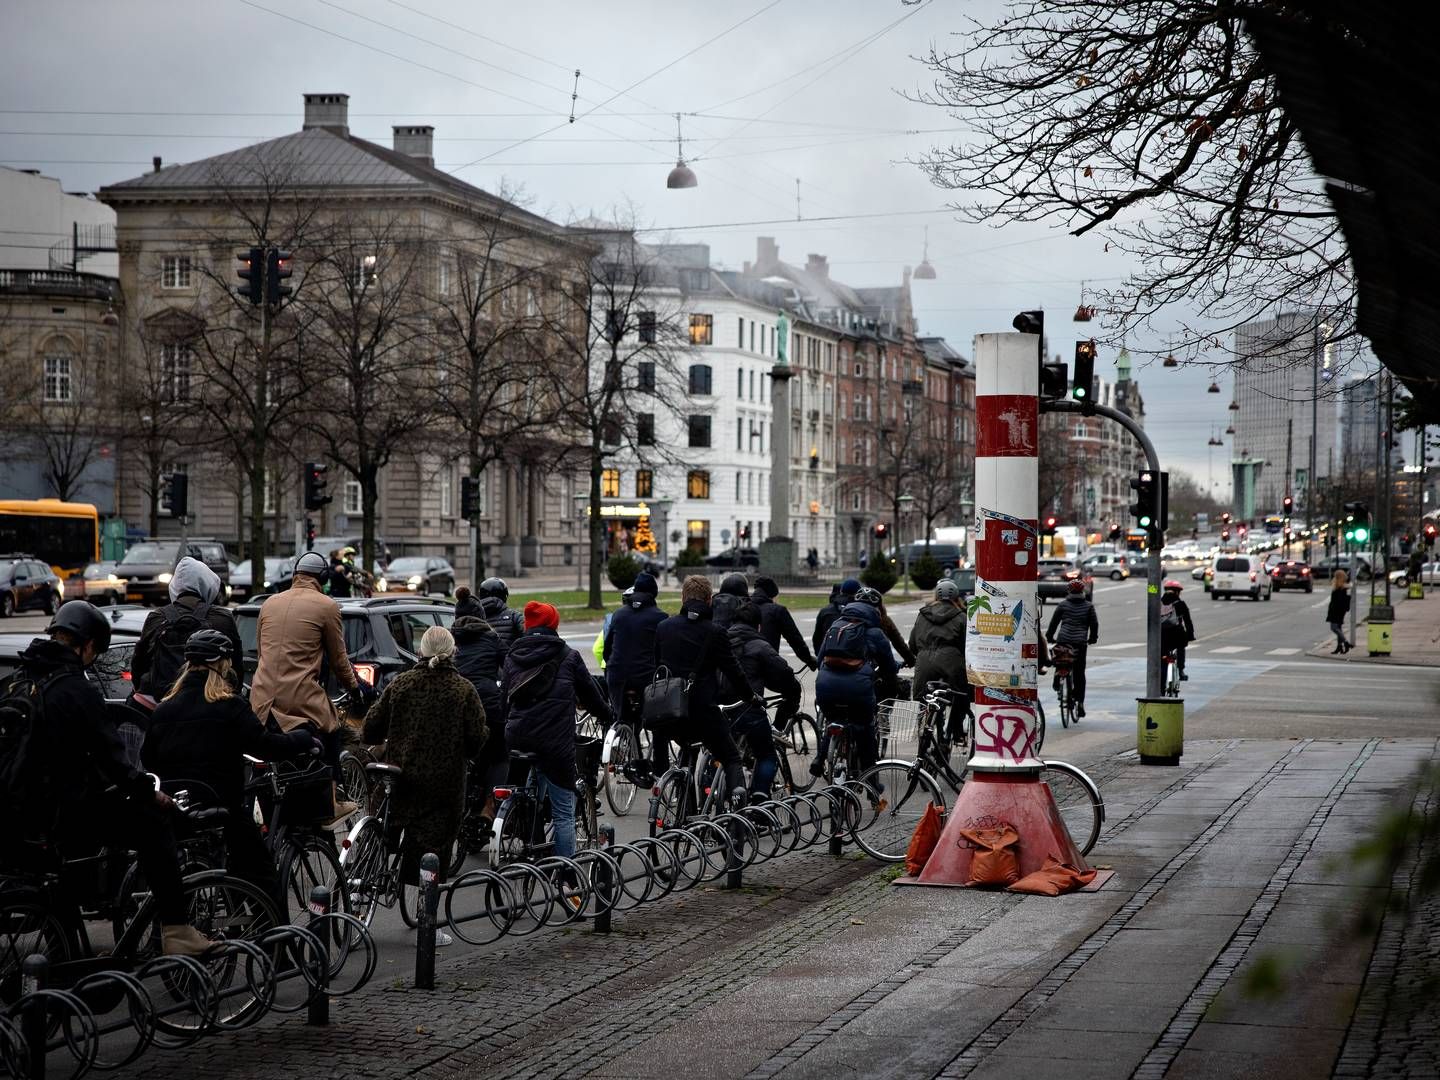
[688,415,712,448]
[689,314,713,345]
[689,364,712,395]
[687,470,710,499]
[635,470,653,498]
[686,519,709,552]
[602,469,620,498]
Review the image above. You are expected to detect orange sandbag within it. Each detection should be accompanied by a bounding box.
[904,802,944,876]
[960,823,1021,887]
[1007,855,1098,896]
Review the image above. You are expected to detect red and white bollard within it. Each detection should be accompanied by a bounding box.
[913,331,1088,885]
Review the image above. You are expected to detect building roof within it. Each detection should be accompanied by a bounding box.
[917,335,972,372]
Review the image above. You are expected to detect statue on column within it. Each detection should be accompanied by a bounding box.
[776,311,789,366]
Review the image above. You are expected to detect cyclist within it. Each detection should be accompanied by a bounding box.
[143,629,319,910]
[1045,579,1099,717]
[811,586,898,777]
[132,556,243,698]
[249,550,362,822]
[711,572,750,631]
[6,601,212,955]
[749,576,818,669]
[502,603,612,859]
[475,577,526,650]
[721,602,800,801]
[812,578,860,654]
[453,609,506,842]
[602,573,664,740]
[652,575,761,803]
[592,586,633,672]
[909,579,970,742]
[1160,580,1196,681]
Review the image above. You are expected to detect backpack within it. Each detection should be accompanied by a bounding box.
[821,617,869,672]
[1160,602,1182,630]
[0,669,65,843]
[711,592,744,628]
[140,602,212,696]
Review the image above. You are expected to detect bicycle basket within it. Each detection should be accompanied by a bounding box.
[876,698,922,753]
[574,735,603,779]
[275,761,336,824]
[1050,644,1076,670]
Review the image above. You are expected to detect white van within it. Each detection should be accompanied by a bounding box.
[1210,553,1272,601]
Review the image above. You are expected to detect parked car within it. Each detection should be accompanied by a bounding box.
[233,594,455,690]
[888,542,964,572]
[1269,560,1314,592]
[116,538,232,606]
[1037,559,1093,600]
[1390,562,1440,587]
[1210,553,1272,601]
[376,556,455,595]
[704,546,760,568]
[77,561,128,605]
[230,557,294,601]
[1080,552,1130,580]
[0,555,62,618]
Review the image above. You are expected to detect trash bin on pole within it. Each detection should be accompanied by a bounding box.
[1137,697,1183,765]
[1367,602,1394,656]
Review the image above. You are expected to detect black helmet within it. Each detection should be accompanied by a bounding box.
[478,577,509,602]
[48,600,112,653]
[935,579,962,601]
[853,586,883,607]
[294,551,329,578]
[183,628,233,664]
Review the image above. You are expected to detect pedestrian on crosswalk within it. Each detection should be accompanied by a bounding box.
[1326,571,1353,654]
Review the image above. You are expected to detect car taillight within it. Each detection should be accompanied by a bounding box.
[121,670,132,681]
[1063,571,1078,580]
[353,662,378,687]
[1301,567,1310,575]
[492,787,512,801]
[1249,571,1257,582]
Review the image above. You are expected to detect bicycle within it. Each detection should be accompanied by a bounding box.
[599,688,652,816]
[1050,645,1079,729]
[245,755,350,924]
[1162,649,1181,697]
[718,693,817,800]
[491,739,606,865]
[337,762,422,928]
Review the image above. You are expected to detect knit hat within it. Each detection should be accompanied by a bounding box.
[454,586,483,619]
[632,572,658,596]
[753,576,779,599]
[840,578,861,597]
[523,601,560,631]
[451,615,493,643]
[719,573,749,596]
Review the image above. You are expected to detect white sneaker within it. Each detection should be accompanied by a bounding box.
[435,930,453,947]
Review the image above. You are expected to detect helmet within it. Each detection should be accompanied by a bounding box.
[1067,579,1087,594]
[48,601,112,653]
[935,579,962,601]
[1163,579,1183,592]
[853,586,883,607]
[183,628,233,664]
[478,577,509,602]
[340,546,356,561]
[294,551,329,578]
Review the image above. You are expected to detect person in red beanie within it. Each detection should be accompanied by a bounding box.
[502,600,610,859]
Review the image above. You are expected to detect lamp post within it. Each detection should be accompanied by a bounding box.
[898,493,915,596]
[573,493,588,591]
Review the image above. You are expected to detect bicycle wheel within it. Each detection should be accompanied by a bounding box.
[652,769,691,833]
[1042,761,1103,856]
[777,713,819,793]
[338,749,374,813]
[575,782,599,851]
[0,900,74,1002]
[850,762,948,863]
[491,795,534,865]
[279,834,349,924]
[604,724,642,816]
[1055,676,1070,729]
[338,817,386,927]
[1029,697,1047,755]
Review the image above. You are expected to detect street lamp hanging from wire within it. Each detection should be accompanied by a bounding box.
[666,112,697,189]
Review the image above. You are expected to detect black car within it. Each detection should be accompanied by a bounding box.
[116,538,232,606]
[0,632,138,702]
[0,555,62,618]
[233,595,456,693]
[704,546,760,568]
[1037,559,1094,600]
[1269,560,1314,592]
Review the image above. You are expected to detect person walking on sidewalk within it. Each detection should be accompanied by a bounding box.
[1327,570,1353,653]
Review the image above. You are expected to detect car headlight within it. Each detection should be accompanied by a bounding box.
[375,578,388,592]
[406,574,423,588]
[157,572,172,584]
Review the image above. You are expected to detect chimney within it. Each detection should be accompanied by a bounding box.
[805,253,829,279]
[152,156,162,173]
[756,236,779,272]
[393,125,434,167]
[302,93,350,135]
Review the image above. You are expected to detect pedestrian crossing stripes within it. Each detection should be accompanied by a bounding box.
[1266,647,1302,656]
[1094,642,1144,650]
[1209,645,1251,654]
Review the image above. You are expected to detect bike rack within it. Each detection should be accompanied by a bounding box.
[2,886,377,1080]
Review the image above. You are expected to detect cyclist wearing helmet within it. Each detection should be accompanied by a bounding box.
[1160,580,1196,680]
[475,577,525,650]
[909,579,971,742]
[249,550,362,821]
[4,602,211,955]
[811,586,898,777]
[1045,579,1099,717]
[144,630,319,911]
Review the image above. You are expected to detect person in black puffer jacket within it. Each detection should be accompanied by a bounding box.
[602,571,665,727]
[503,603,611,858]
[453,613,507,834]
[652,576,760,800]
[469,578,525,650]
[908,579,970,741]
[813,578,860,654]
[143,629,317,911]
[1045,580,1099,716]
[711,573,749,631]
[720,603,800,799]
[749,577,818,669]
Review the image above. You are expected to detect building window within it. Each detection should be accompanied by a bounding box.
[602,413,622,445]
[161,255,192,289]
[688,415,712,448]
[686,519,709,552]
[437,252,452,296]
[852,491,862,511]
[636,470,653,498]
[687,470,711,499]
[161,342,192,402]
[737,367,744,398]
[637,310,656,344]
[749,321,756,352]
[735,471,742,501]
[749,369,756,401]
[42,350,73,402]
[736,418,744,451]
[637,412,655,445]
[262,466,280,515]
[689,314,713,346]
[689,364,712,396]
[344,479,362,515]
[439,467,454,517]
[737,316,744,348]
[636,361,656,393]
[758,420,765,454]
[602,469,620,498]
[761,372,767,404]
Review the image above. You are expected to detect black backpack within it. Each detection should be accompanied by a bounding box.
[0,669,65,843]
[139,602,212,696]
[820,617,870,672]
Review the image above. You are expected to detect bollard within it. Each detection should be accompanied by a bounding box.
[306,885,331,1026]
[414,852,440,991]
[726,814,745,889]
[828,792,845,858]
[1137,697,1184,765]
[595,824,615,934]
[21,954,47,1080]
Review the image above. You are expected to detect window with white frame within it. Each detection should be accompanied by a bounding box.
[161,342,193,402]
[161,255,193,289]
[440,467,454,517]
[43,348,73,402]
[344,480,362,515]
[437,251,452,296]
[262,467,279,514]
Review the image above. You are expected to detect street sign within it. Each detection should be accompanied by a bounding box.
[721,528,731,542]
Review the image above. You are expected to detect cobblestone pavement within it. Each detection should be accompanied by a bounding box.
[99,737,1439,1080]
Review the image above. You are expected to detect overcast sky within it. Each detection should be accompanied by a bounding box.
[3,0,1276,498]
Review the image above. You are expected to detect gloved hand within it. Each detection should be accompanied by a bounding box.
[806,658,819,672]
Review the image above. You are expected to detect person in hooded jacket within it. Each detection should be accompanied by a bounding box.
[1045,579,1100,716]
[1159,580,1196,680]
[453,610,506,839]
[132,556,244,699]
[813,587,897,777]
[749,577,818,669]
[475,577,526,650]
[503,603,612,858]
[711,572,750,631]
[908,579,970,741]
[813,579,860,654]
[143,629,318,912]
[720,602,800,800]
[602,572,665,730]
[652,576,760,799]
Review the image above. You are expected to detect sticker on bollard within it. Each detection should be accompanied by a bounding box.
[1137,697,1184,765]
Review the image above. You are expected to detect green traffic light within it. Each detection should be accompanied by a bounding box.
[1352,527,1369,543]
[1073,386,1087,399]
[1138,515,1152,528]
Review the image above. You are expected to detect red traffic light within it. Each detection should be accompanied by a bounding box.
[1425,522,1438,538]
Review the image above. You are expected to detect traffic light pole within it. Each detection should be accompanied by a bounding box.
[1042,398,1165,698]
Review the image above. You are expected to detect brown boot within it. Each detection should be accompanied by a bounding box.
[163,924,215,957]
[326,783,359,825]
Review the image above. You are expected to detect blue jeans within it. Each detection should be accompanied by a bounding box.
[729,708,779,798]
[537,770,576,859]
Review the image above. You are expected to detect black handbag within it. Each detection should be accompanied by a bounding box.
[642,665,691,730]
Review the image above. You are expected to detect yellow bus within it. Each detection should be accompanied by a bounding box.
[0,499,101,579]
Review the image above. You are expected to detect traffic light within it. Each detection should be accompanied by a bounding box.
[305,517,316,551]
[303,462,331,511]
[739,525,752,542]
[1041,515,1058,537]
[1012,310,1044,338]
[1424,521,1437,546]
[1343,501,1370,544]
[1108,523,1122,542]
[159,472,188,518]
[1128,470,1168,532]
[1039,361,1069,400]
[874,522,889,542]
[1220,511,1232,526]
[461,475,481,520]
[1281,495,1294,517]
[1071,340,1096,403]
[266,249,293,305]
[1221,528,1231,541]
[236,247,263,305]
[1238,523,1248,539]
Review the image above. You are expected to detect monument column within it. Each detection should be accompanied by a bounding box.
[761,311,796,576]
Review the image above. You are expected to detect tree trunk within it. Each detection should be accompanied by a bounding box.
[588,442,604,610]
[361,463,379,580]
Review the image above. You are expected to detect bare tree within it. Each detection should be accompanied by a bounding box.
[16,333,108,502]
[911,1,1354,361]
[911,441,957,551]
[872,391,926,538]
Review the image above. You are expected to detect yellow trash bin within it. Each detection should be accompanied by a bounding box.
[1137,697,1184,766]
[1408,581,1424,600]
[1367,620,1392,656]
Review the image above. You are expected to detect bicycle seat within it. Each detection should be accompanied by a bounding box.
[364,762,404,780]
[509,750,540,764]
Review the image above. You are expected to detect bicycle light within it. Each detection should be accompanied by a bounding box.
[492,787,512,801]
